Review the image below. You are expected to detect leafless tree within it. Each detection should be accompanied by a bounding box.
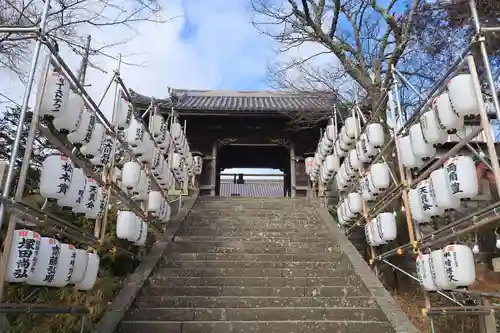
[253,0,421,106]
[0,0,177,86]
[253,0,500,128]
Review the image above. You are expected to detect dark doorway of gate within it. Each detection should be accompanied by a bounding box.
[216,145,289,197]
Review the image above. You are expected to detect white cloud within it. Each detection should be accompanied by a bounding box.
[1,0,298,181]
[1,0,278,115]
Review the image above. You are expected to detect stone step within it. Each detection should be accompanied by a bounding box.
[160,260,350,270]
[142,285,366,297]
[118,320,396,333]
[125,307,388,322]
[133,296,378,308]
[152,268,354,278]
[167,242,339,254]
[147,276,359,287]
[174,229,330,238]
[172,236,332,244]
[165,252,344,262]
[185,211,317,217]
[182,221,324,229]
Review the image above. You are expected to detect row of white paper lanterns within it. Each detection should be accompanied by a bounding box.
[37,67,190,173]
[399,74,482,168]
[416,244,475,291]
[40,151,106,219]
[408,155,478,223]
[6,230,99,290]
[306,119,385,189]
[335,155,476,228]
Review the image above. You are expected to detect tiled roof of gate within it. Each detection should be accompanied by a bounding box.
[129,88,335,113]
[219,180,284,197]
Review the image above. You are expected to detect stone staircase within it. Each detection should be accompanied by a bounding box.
[117,197,403,333]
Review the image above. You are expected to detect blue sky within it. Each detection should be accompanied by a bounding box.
[1,0,292,178]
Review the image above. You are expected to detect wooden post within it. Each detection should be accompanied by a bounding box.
[290,143,296,198]
[210,141,217,196]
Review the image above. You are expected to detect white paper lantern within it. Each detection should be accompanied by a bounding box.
[346,192,362,214]
[420,110,447,146]
[89,136,113,167]
[409,123,436,160]
[148,191,163,212]
[69,249,88,284]
[442,244,475,287]
[75,252,99,291]
[370,217,386,246]
[72,177,99,216]
[171,152,182,170]
[27,237,61,286]
[134,220,148,246]
[430,168,461,211]
[122,161,141,191]
[397,136,424,168]
[305,157,314,175]
[447,74,481,117]
[416,179,443,219]
[80,123,105,158]
[117,211,139,242]
[432,93,464,134]
[370,162,390,191]
[52,91,84,133]
[5,230,41,283]
[343,117,360,141]
[194,156,203,175]
[40,151,74,201]
[347,149,361,172]
[37,67,70,120]
[361,176,377,201]
[126,118,145,148]
[113,92,133,130]
[67,111,95,147]
[133,170,148,196]
[325,124,337,142]
[416,253,438,291]
[85,185,104,219]
[365,123,384,148]
[137,136,155,163]
[429,249,455,290]
[374,212,397,243]
[365,222,377,246]
[334,140,348,158]
[319,166,331,184]
[367,174,380,197]
[408,188,430,224]
[335,173,347,192]
[355,139,371,163]
[170,122,184,140]
[444,155,478,200]
[47,243,76,287]
[57,168,86,209]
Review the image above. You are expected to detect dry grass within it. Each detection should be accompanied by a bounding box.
[5,272,125,333]
[386,266,500,333]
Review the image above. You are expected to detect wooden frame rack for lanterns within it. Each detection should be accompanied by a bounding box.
[0,0,191,326]
[312,1,500,332]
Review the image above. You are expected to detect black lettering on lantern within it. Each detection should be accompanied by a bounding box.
[443,251,458,282]
[86,185,98,209]
[43,244,61,283]
[445,162,463,195]
[50,76,65,113]
[66,250,77,282]
[419,185,432,211]
[13,236,38,279]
